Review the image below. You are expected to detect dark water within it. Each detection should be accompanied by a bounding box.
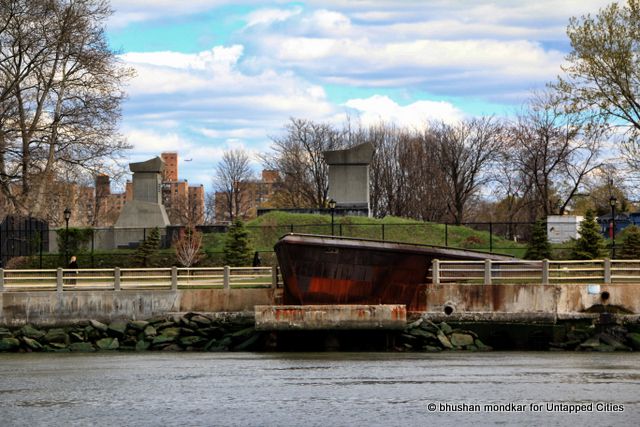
[0,352,639,426]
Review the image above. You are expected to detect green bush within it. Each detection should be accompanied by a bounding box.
[56,228,92,258]
[619,225,640,259]
[571,210,608,260]
[224,220,253,266]
[524,220,552,260]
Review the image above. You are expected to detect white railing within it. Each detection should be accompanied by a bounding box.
[0,266,277,292]
[431,259,640,285]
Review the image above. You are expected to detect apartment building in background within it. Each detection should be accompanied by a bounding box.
[214,169,280,222]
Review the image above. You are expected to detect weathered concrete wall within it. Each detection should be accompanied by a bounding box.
[255,304,406,330]
[426,283,640,315]
[0,289,274,326]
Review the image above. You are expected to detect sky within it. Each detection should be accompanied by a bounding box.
[105,0,613,190]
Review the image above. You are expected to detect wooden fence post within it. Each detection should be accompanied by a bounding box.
[432,259,440,285]
[171,266,178,291]
[271,266,278,288]
[542,259,549,285]
[0,268,4,292]
[484,259,492,285]
[114,267,121,291]
[604,258,612,284]
[57,267,63,293]
[223,266,230,289]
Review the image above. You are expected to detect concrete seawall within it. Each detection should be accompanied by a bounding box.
[426,283,640,317]
[2,282,640,327]
[0,289,274,326]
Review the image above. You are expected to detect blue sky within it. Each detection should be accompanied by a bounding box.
[105,0,612,189]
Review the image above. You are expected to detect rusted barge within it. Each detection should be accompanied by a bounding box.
[274,233,513,313]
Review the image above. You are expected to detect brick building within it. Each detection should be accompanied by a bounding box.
[214,170,279,222]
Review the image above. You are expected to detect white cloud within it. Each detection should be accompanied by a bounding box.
[344,95,464,128]
[246,7,302,27]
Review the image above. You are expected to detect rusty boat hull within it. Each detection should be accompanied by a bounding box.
[274,233,512,312]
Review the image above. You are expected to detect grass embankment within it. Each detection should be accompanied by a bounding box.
[14,212,527,269]
[214,211,528,258]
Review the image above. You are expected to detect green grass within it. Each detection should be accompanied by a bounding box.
[240,211,526,257]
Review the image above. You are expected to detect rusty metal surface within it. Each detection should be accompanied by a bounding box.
[254,304,406,330]
[274,234,512,312]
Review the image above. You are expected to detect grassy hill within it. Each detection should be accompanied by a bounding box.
[204,211,527,258]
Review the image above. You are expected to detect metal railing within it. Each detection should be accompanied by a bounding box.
[431,259,640,285]
[0,266,278,292]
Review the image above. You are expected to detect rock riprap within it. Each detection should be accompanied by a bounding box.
[399,318,492,352]
[0,313,262,353]
[550,325,638,352]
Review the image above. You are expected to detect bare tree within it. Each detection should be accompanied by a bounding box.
[213,148,253,222]
[504,91,604,219]
[431,117,504,225]
[366,122,448,221]
[0,0,132,218]
[173,226,203,267]
[261,118,344,208]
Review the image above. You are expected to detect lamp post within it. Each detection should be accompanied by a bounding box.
[329,199,336,236]
[64,207,71,265]
[610,196,617,259]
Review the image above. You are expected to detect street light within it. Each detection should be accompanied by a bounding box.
[64,207,71,265]
[329,199,336,236]
[610,196,617,259]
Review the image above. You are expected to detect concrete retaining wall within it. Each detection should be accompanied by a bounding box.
[0,288,274,326]
[426,283,640,315]
[3,282,640,327]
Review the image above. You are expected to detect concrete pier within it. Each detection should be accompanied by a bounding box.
[254,304,406,330]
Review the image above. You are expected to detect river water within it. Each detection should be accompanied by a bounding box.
[0,352,638,426]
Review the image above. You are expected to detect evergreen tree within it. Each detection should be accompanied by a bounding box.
[524,220,552,260]
[223,220,253,266]
[134,227,161,267]
[619,225,640,259]
[571,210,607,260]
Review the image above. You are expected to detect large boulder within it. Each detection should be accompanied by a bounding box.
[21,337,43,351]
[96,337,120,350]
[19,325,46,340]
[599,333,630,351]
[44,329,69,345]
[191,315,212,326]
[70,342,95,352]
[0,337,20,351]
[143,325,157,338]
[179,336,206,347]
[450,333,475,348]
[129,320,149,331]
[107,321,128,337]
[437,331,453,349]
[90,319,108,332]
[152,334,175,345]
[439,322,453,335]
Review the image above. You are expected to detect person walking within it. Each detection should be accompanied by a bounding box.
[67,255,79,286]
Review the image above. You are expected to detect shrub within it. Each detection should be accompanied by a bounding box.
[619,225,640,259]
[223,220,253,266]
[524,220,552,260]
[571,210,607,260]
[134,227,161,267]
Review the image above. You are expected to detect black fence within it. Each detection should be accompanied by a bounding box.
[1,220,613,269]
[0,216,49,268]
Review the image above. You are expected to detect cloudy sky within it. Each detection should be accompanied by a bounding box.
[106,0,612,188]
